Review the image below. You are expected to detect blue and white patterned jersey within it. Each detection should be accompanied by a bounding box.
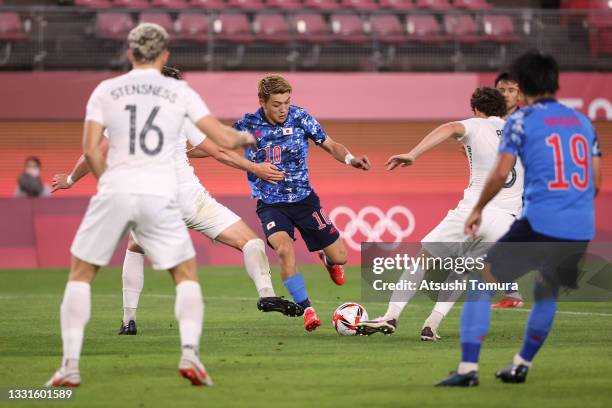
[233,105,327,204]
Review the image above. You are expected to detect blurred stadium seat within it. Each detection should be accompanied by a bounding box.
[330,14,369,44]
[113,0,150,8]
[227,0,266,9]
[406,14,445,43]
[291,13,332,43]
[587,13,612,56]
[266,0,303,10]
[139,12,174,34]
[303,0,341,11]
[253,13,292,43]
[150,0,191,8]
[378,0,415,10]
[96,12,135,41]
[189,0,226,9]
[175,12,210,42]
[370,14,405,44]
[214,13,253,43]
[454,0,491,11]
[481,15,518,43]
[341,0,380,11]
[416,0,453,11]
[74,0,113,8]
[0,13,27,42]
[443,14,481,43]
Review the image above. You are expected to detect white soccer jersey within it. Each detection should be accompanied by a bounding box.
[175,120,209,212]
[86,68,210,198]
[457,116,524,214]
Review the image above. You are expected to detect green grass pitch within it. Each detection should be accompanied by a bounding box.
[1,266,611,408]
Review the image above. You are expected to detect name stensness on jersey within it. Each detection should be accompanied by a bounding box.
[110,83,178,104]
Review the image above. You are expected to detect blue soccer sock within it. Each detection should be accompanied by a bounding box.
[459,284,495,370]
[283,273,311,309]
[518,298,556,363]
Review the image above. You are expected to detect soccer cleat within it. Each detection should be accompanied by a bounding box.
[117,320,137,335]
[495,363,529,383]
[435,371,479,387]
[303,307,322,332]
[257,297,304,317]
[420,326,441,341]
[44,367,81,387]
[178,356,214,387]
[492,295,524,308]
[355,317,397,336]
[318,251,345,286]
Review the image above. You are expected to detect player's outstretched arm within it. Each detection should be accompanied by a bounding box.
[52,135,108,191]
[192,138,285,184]
[195,116,255,150]
[320,137,370,170]
[464,153,516,236]
[83,120,106,178]
[386,122,464,170]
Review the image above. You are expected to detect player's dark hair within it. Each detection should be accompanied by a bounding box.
[509,51,559,97]
[258,74,292,102]
[494,71,518,87]
[24,156,41,167]
[162,66,182,80]
[470,87,507,117]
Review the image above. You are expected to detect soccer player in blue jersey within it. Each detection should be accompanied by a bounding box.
[437,51,601,386]
[233,74,371,332]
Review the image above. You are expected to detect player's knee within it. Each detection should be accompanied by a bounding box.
[242,238,265,254]
[275,241,294,260]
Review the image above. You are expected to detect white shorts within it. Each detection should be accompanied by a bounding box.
[71,193,195,270]
[421,206,516,258]
[181,190,241,240]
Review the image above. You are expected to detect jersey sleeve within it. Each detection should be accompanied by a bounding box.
[184,86,211,124]
[85,82,106,125]
[499,111,525,156]
[182,119,207,147]
[456,118,478,144]
[300,110,327,145]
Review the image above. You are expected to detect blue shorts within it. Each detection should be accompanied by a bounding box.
[486,218,589,290]
[256,191,340,252]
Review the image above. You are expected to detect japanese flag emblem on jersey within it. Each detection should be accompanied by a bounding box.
[267,221,276,230]
[283,127,293,135]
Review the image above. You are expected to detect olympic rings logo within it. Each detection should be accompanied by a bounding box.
[329,206,416,251]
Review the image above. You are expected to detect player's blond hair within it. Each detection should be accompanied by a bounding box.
[258,74,292,102]
[128,23,169,63]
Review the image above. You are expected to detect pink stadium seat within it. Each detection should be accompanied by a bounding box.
[151,0,191,8]
[340,0,380,11]
[0,13,26,41]
[253,13,292,43]
[189,0,226,9]
[406,14,445,42]
[113,0,150,8]
[139,12,174,33]
[175,13,209,42]
[226,0,266,9]
[96,12,135,41]
[291,13,332,43]
[303,0,341,11]
[266,0,303,9]
[443,14,481,43]
[378,0,415,10]
[74,0,113,8]
[481,15,518,43]
[416,0,452,10]
[587,13,612,56]
[454,0,491,10]
[330,14,369,44]
[370,14,405,44]
[214,13,253,43]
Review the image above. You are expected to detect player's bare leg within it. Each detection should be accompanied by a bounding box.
[319,238,348,286]
[45,256,99,387]
[119,235,144,335]
[169,258,213,386]
[215,221,303,317]
[269,231,321,331]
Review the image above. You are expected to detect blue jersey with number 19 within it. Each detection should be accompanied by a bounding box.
[499,99,601,240]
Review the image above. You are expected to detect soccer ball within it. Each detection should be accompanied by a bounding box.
[332,303,368,336]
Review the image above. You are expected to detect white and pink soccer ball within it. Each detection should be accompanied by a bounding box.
[332,303,368,336]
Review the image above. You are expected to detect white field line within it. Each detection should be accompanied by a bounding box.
[0,294,611,317]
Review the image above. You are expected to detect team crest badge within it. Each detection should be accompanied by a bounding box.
[267,221,276,230]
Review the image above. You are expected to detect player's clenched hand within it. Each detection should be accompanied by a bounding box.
[51,174,71,192]
[385,154,416,170]
[253,162,285,184]
[350,156,371,171]
[464,209,482,237]
[237,131,257,148]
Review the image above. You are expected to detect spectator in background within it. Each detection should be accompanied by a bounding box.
[15,156,51,197]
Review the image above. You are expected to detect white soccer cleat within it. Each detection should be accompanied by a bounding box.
[44,367,81,387]
[178,355,213,387]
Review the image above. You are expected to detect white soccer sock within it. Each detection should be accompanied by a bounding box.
[458,362,479,374]
[513,353,532,367]
[60,281,91,366]
[122,250,144,323]
[423,310,445,331]
[175,280,204,352]
[243,239,276,298]
[383,265,425,321]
